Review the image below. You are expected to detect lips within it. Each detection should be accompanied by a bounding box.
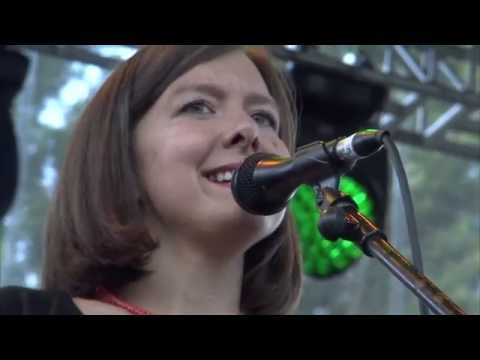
[202,163,243,178]
[202,162,243,188]
[207,180,232,188]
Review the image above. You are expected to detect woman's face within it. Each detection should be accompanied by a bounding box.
[134,51,290,253]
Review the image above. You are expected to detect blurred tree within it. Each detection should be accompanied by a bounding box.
[2,51,107,288]
[400,146,480,313]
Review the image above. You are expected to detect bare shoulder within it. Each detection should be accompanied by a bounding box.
[72,297,131,315]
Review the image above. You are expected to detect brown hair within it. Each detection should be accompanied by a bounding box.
[42,45,302,315]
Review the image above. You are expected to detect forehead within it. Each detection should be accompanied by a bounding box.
[164,51,272,98]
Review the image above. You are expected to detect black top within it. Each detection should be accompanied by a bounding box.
[0,287,83,315]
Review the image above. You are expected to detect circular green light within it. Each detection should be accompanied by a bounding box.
[289,176,376,278]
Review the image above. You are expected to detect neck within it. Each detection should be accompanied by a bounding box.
[117,233,245,315]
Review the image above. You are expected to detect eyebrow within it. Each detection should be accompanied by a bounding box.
[170,83,279,111]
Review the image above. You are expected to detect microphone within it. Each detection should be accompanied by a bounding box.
[231,130,387,216]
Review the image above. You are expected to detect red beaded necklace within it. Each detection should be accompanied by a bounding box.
[95,287,153,315]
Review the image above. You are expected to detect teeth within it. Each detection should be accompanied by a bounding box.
[208,171,234,183]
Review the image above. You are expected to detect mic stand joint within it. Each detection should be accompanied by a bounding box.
[314,186,467,315]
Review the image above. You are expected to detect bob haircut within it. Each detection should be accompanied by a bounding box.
[42,45,303,315]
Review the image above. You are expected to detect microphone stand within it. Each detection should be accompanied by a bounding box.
[315,187,466,315]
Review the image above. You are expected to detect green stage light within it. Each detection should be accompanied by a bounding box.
[289,176,376,278]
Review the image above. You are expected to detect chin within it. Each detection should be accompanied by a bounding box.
[202,205,286,243]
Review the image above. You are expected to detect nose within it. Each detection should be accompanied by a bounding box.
[223,118,260,153]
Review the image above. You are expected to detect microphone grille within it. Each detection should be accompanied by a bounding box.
[231,153,273,215]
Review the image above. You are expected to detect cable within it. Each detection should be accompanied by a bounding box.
[382,133,430,316]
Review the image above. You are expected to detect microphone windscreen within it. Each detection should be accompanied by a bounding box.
[231,153,273,215]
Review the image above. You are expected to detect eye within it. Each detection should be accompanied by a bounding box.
[178,99,215,116]
[252,111,278,130]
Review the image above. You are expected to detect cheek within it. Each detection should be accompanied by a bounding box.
[266,135,291,157]
[163,124,216,168]
[134,123,215,205]
[136,123,211,170]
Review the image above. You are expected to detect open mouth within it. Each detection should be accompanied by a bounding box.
[204,173,233,188]
[202,167,237,189]
[203,162,241,189]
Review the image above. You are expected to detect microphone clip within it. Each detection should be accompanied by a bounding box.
[315,186,386,257]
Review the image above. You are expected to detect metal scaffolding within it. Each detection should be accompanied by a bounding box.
[11,45,480,161]
[271,45,480,161]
